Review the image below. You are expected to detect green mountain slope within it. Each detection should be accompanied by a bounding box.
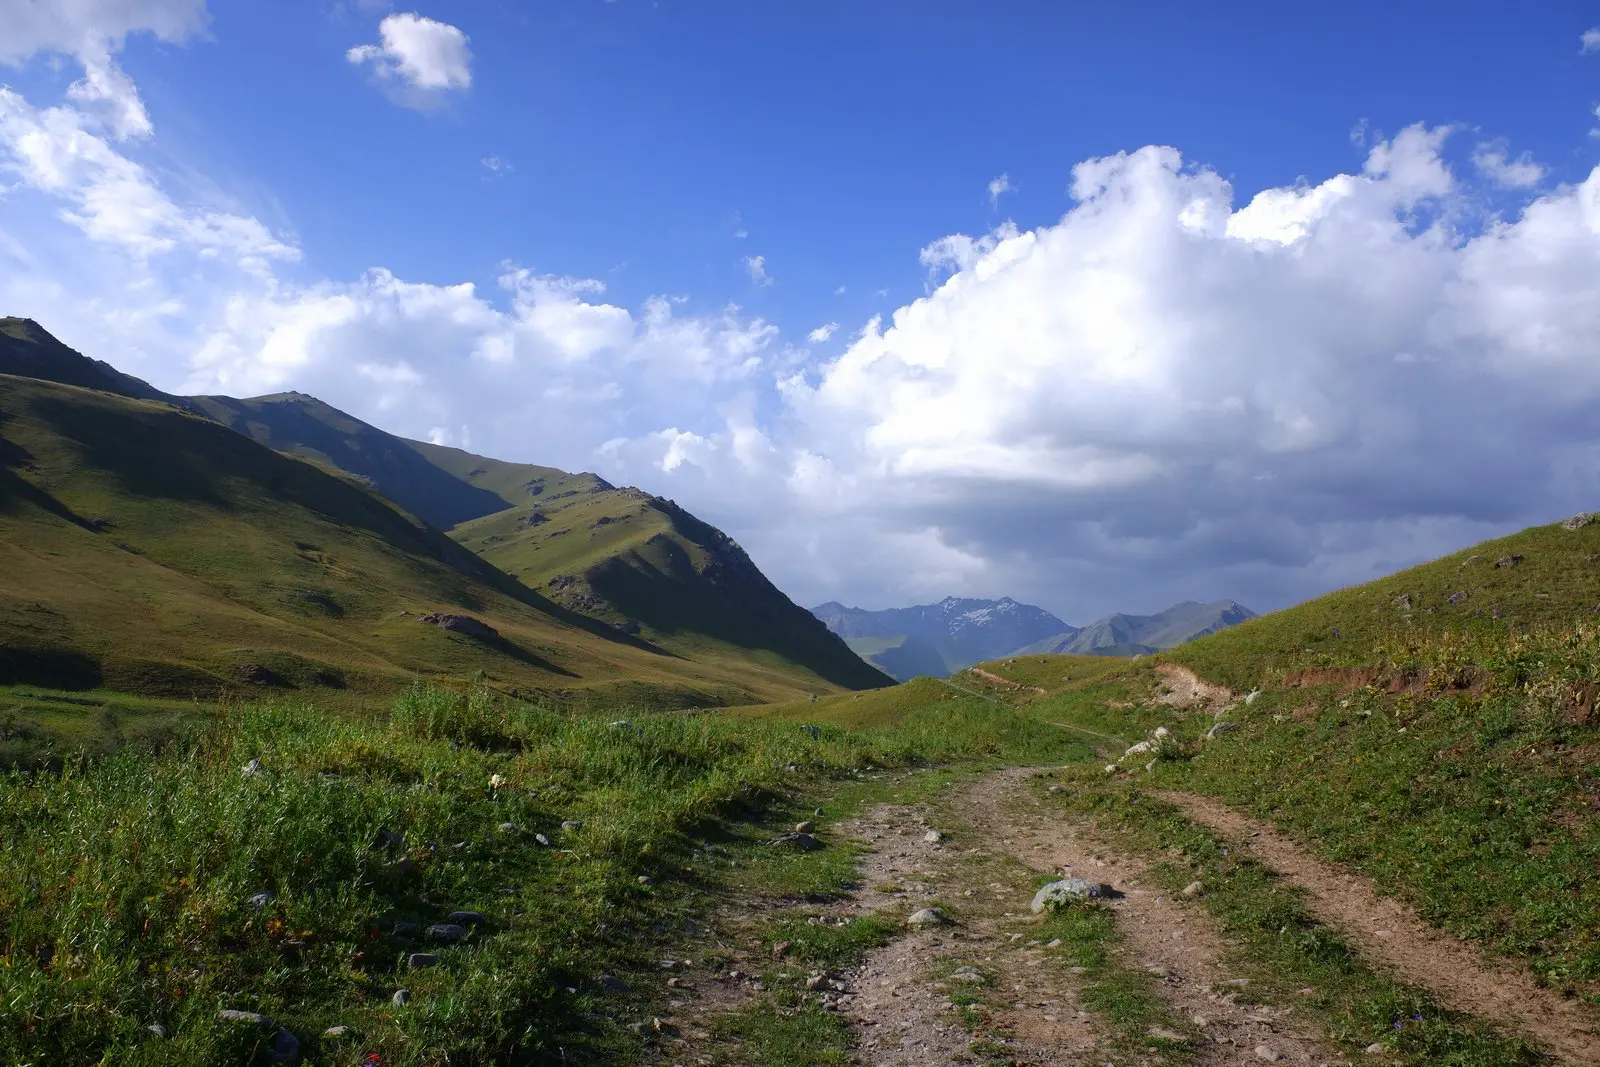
[0,375,871,734]
[0,318,166,401]
[1167,517,1600,690]
[445,473,893,690]
[184,392,511,528]
[0,318,889,704]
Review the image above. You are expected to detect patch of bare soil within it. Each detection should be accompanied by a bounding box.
[837,803,1102,1066]
[1153,664,1237,713]
[965,769,1344,1067]
[1162,791,1600,1066]
[967,667,1048,696]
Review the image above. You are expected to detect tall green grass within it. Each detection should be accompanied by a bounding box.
[0,686,1084,1065]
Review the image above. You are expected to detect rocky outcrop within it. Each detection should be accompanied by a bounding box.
[419,613,500,640]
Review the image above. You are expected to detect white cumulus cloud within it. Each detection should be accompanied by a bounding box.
[987,172,1013,207]
[1582,27,1600,53]
[1471,143,1544,187]
[4,28,1600,625]
[807,322,838,343]
[743,254,772,287]
[0,0,209,140]
[348,12,472,104]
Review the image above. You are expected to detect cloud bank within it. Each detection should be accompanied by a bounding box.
[2,18,1599,622]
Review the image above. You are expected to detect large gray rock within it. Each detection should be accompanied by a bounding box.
[906,907,950,927]
[426,923,468,944]
[268,1028,301,1064]
[1030,878,1111,912]
[420,613,500,640]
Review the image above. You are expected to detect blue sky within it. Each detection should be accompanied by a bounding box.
[3,1,1600,621]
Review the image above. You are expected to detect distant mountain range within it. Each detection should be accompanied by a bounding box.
[811,597,1070,681]
[811,596,1255,681]
[1013,599,1257,657]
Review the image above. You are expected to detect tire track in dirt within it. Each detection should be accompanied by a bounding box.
[836,803,1102,1066]
[1162,790,1600,1066]
[964,768,1345,1067]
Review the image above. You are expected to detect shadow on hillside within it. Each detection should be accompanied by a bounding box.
[586,528,891,690]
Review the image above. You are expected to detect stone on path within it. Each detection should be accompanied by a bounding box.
[906,907,950,927]
[1255,1045,1284,1062]
[1030,878,1109,913]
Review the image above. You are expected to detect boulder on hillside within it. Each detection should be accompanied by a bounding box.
[419,613,500,640]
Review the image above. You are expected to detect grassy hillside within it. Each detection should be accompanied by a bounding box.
[186,392,510,529]
[448,474,892,691]
[1167,516,1600,691]
[0,317,168,401]
[0,376,869,758]
[972,513,1600,1009]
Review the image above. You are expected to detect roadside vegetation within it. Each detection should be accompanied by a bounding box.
[0,684,1083,1066]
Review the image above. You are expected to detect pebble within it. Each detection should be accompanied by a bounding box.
[246,891,275,909]
[146,1023,168,1038]
[1255,1046,1284,1063]
[795,821,815,833]
[392,989,411,1007]
[774,831,823,851]
[637,875,653,886]
[426,923,467,944]
[923,830,942,843]
[217,1010,273,1027]
[906,907,949,927]
[1181,881,1205,898]
[496,822,521,834]
[323,1025,352,1038]
[1045,938,1062,948]
[1364,1042,1384,1054]
[449,910,487,927]
[562,820,584,832]
[1047,784,1064,793]
[599,974,629,992]
[241,759,263,777]
[268,1029,301,1064]
[406,952,439,969]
